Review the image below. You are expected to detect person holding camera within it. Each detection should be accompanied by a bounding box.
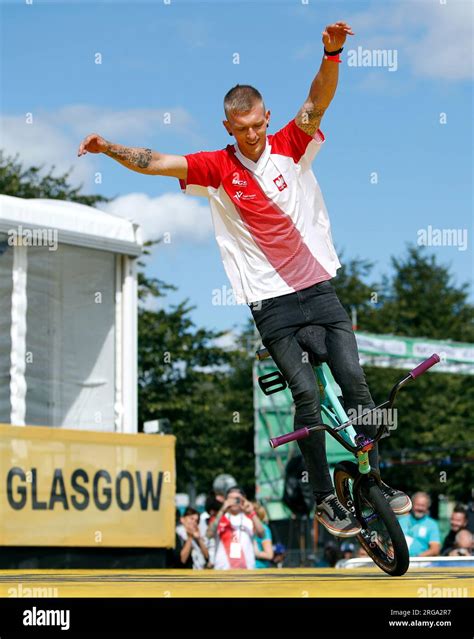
[207,486,264,569]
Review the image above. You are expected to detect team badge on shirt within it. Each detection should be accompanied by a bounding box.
[273,174,288,191]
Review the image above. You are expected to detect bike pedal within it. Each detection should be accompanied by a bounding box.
[258,370,287,396]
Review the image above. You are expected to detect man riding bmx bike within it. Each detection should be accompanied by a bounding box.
[78,21,411,538]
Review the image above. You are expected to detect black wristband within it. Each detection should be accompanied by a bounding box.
[324,46,344,56]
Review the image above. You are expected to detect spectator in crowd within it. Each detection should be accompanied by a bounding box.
[252,501,274,568]
[314,540,341,567]
[441,505,468,555]
[175,507,209,569]
[447,529,473,557]
[207,486,264,569]
[399,492,441,557]
[272,543,287,568]
[340,541,355,560]
[199,493,222,568]
[465,498,474,533]
[357,546,369,558]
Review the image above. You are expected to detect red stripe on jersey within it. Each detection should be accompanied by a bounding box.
[217,515,248,569]
[223,156,331,288]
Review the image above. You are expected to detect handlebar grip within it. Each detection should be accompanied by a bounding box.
[410,353,440,379]
[269,427,310,449]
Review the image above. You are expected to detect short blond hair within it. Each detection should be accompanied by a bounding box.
[224,84,265,118]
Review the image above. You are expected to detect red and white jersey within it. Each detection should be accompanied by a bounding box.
[179,118,341,304]
[213,513,256,570]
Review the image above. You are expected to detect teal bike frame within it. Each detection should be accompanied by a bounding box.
[315,363,371,474]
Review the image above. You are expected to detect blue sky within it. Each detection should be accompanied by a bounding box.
[1,0,472,341]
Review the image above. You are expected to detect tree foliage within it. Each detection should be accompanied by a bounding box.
[334,247,474,500]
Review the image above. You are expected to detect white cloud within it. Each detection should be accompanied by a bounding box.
[293,1,472,81]
[0,104,201,190]
[1,113,92,187]
[353,1,472,81]
[53,104,197,140]
[212,330,240,351]
[408,2,473,81]
[98,192,213,243]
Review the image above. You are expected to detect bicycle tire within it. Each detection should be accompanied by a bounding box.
[334,461,410,576]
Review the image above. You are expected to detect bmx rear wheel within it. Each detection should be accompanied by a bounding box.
[334,461,409,576]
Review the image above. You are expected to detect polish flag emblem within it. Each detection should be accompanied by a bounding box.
[274,174,287,191]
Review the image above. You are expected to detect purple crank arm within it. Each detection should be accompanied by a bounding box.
[410,353,440,379]
[269,427,310,449]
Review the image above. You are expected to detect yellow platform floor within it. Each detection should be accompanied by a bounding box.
[0,567,472,598]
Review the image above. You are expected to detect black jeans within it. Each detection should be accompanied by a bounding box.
[249,280,379,502]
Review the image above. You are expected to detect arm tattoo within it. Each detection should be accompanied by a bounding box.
[296,104,326,135]
[105,145,153,169]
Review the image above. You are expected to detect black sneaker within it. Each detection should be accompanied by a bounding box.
[380,482,412,515]
[315,494,362,538]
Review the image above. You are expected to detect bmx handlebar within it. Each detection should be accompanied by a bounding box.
[409,353,440,379]
[268,354,441,450]
[269,427,310,449]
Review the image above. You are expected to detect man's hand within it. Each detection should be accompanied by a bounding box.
[222,497,235,511]
[77,133,108,156]
[322,21,354,52]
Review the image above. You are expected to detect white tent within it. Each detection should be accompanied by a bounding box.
[0,195,142,433]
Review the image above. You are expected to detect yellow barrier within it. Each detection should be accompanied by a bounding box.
[0,424,176,548]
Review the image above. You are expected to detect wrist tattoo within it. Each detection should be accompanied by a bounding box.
[105,145,152,169]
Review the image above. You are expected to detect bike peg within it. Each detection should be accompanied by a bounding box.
[258,370,287,396]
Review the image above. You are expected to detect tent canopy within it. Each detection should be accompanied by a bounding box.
[0,195,142,256]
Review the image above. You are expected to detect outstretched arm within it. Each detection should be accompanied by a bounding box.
[77,133,187,179]
[295,21,354,136]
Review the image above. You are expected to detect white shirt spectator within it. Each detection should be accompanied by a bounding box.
[214,513,256,570]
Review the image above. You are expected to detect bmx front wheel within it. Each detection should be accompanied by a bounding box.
[334,461,410,576]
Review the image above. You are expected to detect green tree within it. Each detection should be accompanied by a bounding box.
[333,246,473,500]
[373,246,474,342]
